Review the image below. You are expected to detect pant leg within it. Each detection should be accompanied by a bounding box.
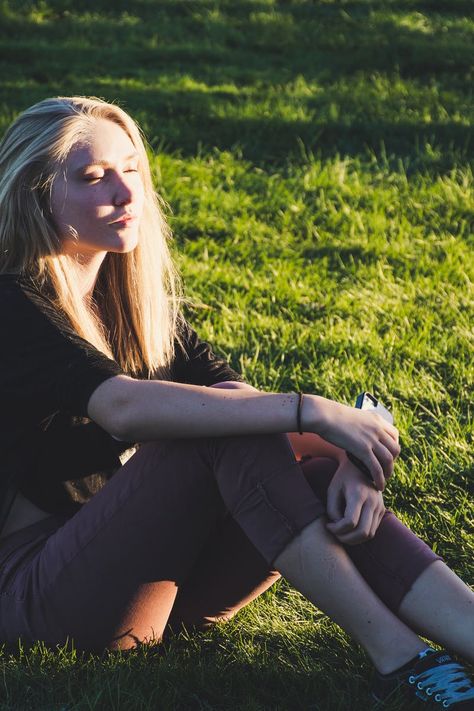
[0,429,325,653]
[165,509,280,637]
[166,459,339,637]
[0,437,224,652]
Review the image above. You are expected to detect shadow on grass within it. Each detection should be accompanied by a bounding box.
[0,0,472,168]
[0,623,377,710]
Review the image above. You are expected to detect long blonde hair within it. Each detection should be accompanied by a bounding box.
[0,96,185,378]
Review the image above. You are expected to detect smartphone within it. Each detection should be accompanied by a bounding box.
[346,392,393,484]
[354,392,393,425]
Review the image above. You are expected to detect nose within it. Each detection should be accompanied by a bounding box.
[113,173,134,206]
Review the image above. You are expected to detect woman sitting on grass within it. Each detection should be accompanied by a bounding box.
[0,96,472,709]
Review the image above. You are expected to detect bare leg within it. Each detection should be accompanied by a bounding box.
[288,430,474,664]
[213,387,473,667]
[273,517,426,675]
[398,560,474,663]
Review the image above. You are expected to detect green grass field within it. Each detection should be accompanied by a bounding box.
[0,1,473,708]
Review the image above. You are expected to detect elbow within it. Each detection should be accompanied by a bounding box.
[107,414,132,443]
[87,374,136,441]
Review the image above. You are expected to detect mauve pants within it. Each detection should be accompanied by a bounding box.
[0,382,440,653]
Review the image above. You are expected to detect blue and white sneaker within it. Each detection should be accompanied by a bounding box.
[371,648,474,709]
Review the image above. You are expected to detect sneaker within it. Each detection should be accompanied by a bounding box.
[371,648,474,709]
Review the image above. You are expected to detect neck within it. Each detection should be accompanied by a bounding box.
[73,251,107,302]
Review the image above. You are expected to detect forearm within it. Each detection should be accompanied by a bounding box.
[113,378,324,442]
[213,381,346,462]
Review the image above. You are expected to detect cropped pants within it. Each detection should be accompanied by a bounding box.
[0,382,440,653]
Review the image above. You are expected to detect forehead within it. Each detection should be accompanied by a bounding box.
[67,118,137,168]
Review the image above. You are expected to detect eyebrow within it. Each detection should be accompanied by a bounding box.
[77,152,139,170]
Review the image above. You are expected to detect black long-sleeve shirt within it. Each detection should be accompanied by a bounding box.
[0,273,244,533]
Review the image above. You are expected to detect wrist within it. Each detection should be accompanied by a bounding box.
[301,393,332,435]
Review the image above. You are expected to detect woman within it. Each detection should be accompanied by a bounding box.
[0,96,472,709]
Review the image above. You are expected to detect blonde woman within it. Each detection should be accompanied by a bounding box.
[0,97,472,709]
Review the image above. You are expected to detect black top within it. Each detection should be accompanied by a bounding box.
[0,273,244,534]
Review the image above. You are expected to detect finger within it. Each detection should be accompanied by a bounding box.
[372,441,395,480]
[343,501,377,545]
[380,431,401,461]
[335,529,370,545]
[369,506,385,539]
[348,447,384,490]
[384,421,399,444]
[326,482,345,522]
[370,415,399,454]
[326,493,363,535]
[379,508,386,529]
[366,450,385,491]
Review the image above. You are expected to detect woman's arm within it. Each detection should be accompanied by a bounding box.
[87,375,399,491]
[89,375,311,441]
[212,379,348,463]
[210,380,386,545]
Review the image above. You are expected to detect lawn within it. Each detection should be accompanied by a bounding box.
[0,1,472,709]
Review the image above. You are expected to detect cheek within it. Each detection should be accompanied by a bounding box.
[51,180,84,224]
[135,182,146,216]
[50,187,98,240]
[67,191,105,224]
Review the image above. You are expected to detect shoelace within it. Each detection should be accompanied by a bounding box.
[409,661,474,708]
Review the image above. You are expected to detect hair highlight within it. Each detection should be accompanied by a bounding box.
[0,96,186,379]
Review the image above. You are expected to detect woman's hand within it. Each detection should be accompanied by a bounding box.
[325,455,386,545]
[306,395,400,491]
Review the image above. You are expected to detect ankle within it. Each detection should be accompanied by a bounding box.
[373,642,427,676]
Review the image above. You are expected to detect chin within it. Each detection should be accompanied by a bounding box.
[112,236,139,253]
[126,238,139,252]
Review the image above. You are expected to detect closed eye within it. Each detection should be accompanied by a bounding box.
[82,167,138,181]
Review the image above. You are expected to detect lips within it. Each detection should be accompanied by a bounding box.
[109,214,137,225]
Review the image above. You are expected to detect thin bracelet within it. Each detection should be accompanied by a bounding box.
[297,392,304,435]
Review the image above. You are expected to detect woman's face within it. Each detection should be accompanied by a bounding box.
[51,118,145,260]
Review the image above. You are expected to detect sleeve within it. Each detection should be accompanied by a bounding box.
[172,318,245,387]
[2,281,126,421]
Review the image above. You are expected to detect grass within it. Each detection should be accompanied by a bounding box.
[0,0,473,709]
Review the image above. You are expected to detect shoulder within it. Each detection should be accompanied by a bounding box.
[0,273,39,319]
[0,272,74,335]
[0,272,47,305]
